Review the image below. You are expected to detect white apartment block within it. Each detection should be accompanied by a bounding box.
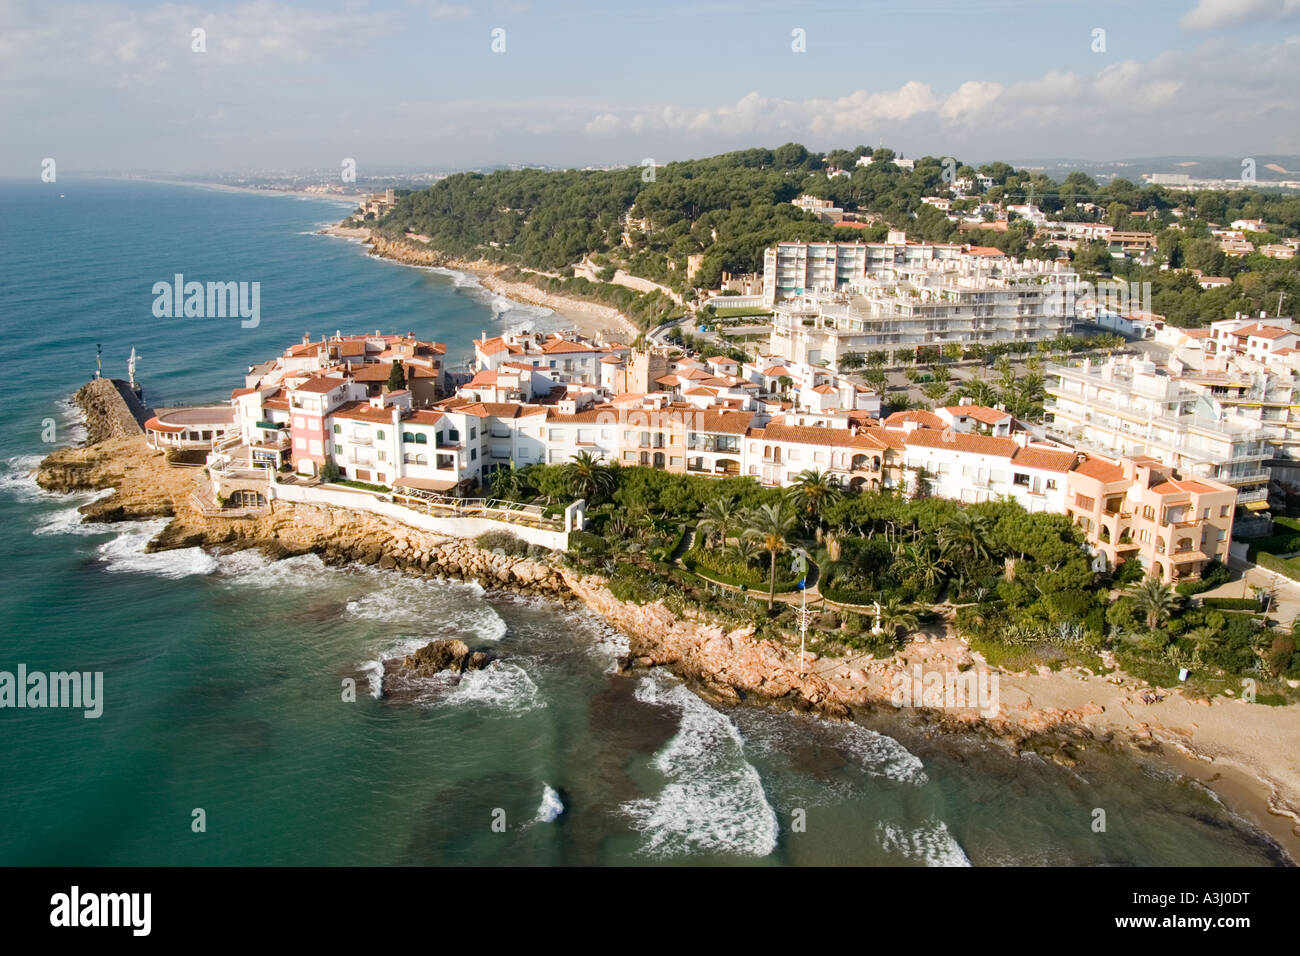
[1045,356,1271,506]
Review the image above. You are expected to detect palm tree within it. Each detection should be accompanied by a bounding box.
[743,501,798,611]
[565,450,615,504]
[488,460,529,501]
[875,597,920,641]
[1129,576,1180,631]
[697,495,740,547]
[786,469,841,530]
[964,380,999,408]
[938,511,993,570]
[639,511,676,540]
[724,536,762,568]
[894,543,944,592]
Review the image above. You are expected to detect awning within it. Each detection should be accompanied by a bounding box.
[1245,500,1270,511]
[255,421,282,430]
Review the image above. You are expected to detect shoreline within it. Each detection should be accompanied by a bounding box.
[111,175,367,206]
[319,223,642,343]
[29,379,1300,864]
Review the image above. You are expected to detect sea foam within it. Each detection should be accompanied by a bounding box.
[623,671,779,858]
[877,820,972,867]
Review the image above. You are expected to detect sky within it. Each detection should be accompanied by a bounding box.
[3,0,1300,176]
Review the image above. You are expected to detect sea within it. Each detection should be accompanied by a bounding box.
[0,178,1288,866]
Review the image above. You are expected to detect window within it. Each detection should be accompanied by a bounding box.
[469,427,477,439]
[376,430,385,440]
[1074,493,1095,510]
[1012,473,1029,487]
[671,456,683,467]
[1046,479,1057,490]
[415,433,427,444]
[470,449,477,461]
[1220,505,1230,518]
[308,439,322,455]
[447,429,460,442]
[1142,505,1154,520]
[333,424,341,434]
[402,432,415,443]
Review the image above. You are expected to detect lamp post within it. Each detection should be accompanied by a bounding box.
[791,547,813,678]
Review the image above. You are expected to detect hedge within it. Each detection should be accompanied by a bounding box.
[1253,550,1300,583]
[1201,597,1262,611]
[681,550,801,592]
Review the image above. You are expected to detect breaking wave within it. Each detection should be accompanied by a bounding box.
[623,670,778,858]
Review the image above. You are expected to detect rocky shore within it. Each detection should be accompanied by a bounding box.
[33,378,1300,858]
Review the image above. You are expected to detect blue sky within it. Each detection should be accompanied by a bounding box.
[3,0,1300,175]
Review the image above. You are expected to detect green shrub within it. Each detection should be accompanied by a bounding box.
[568,530,607,554]
[475,530,529,557]
[1200,597,1260,611]
[336,479,390,493]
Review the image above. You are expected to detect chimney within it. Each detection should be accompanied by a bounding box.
[302,332,311,345]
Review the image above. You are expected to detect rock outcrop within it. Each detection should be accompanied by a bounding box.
[400,639,494,676]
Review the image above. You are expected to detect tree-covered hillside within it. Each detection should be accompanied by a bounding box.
[372,143,1300,325]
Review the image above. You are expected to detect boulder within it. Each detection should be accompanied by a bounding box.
[401,639,470,676]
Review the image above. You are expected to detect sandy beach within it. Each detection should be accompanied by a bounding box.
[812,633,1300,860]
[320,223,641,343]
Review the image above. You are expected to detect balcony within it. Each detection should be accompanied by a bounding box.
[349,435,373,446]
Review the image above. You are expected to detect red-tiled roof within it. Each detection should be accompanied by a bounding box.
[1073,455,1127,484]
[904,429,1018,457]
[940,404,1010,425]
[1011,446,1077,473]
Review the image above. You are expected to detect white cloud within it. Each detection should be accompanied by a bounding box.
[1181,0,1300,31]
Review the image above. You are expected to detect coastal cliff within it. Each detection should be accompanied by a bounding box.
[32,377,1300,853]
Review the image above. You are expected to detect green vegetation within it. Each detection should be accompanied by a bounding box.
[536,453,1295,696]
[711,306,773,318]
[475,530,530,557]
[374,144,1298,334]
[335,478,391,493]
[386,359,405,392]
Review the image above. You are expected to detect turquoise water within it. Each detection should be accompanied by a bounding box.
[0,179,1288,866]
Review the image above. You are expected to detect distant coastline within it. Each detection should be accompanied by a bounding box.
[319,222,641,342]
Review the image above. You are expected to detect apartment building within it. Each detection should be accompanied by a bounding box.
[1044,356,1271,507]
[769,260,1076,366]
[899,429,1074,512]
[474,331,630,382]
[1065,454,1235,583]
